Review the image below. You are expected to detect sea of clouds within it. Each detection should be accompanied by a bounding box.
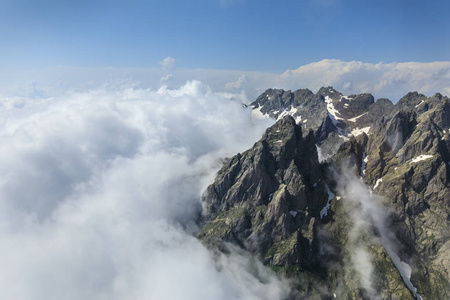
[0,59,448,299]
[0,80,289,300]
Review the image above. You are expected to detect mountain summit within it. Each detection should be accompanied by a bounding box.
[199,87,450,299]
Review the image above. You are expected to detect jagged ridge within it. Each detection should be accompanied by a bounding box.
[199,87,450,299]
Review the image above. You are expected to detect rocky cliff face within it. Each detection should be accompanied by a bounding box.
[199,87,450,299]
[199,117,328,272]
[364,93,450,299]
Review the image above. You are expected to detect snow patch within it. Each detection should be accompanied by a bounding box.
[290,210,297,217]
[351,126,370,136]
[342,95,352,100]
[338,133,350,141]
[347,112,368,122]
[374,178,383,189]
[325,96,344,126]
[410,154,433,163]
[386,250,423,299]
[415,100,424,108]
[320,186,335,219]
[328,190,335,201]
[276,106,298,121]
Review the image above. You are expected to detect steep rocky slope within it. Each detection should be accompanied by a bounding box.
[199,117,328,272]
[199,87,450,299]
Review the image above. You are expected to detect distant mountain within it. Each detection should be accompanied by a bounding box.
[198,87,450,299]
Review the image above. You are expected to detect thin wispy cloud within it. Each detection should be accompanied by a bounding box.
[337,169,422,299]
[159,56,176,70]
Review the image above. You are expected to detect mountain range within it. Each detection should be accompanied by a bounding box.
[198,87,450,299]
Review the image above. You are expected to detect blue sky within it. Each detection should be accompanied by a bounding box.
[0,0,449,71]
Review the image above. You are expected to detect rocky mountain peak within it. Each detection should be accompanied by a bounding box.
[397,91,427,109]
[200,115,328,272]
[200,87,450,299]
[317,86,341,98]
[261,116,316,167]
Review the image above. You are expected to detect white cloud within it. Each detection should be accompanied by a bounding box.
[277,59,450,101]
[159,56,176,70]
[159,73,173,86]
[2,59,449,105]
[0,80,285,300]
[225,74,248,90]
